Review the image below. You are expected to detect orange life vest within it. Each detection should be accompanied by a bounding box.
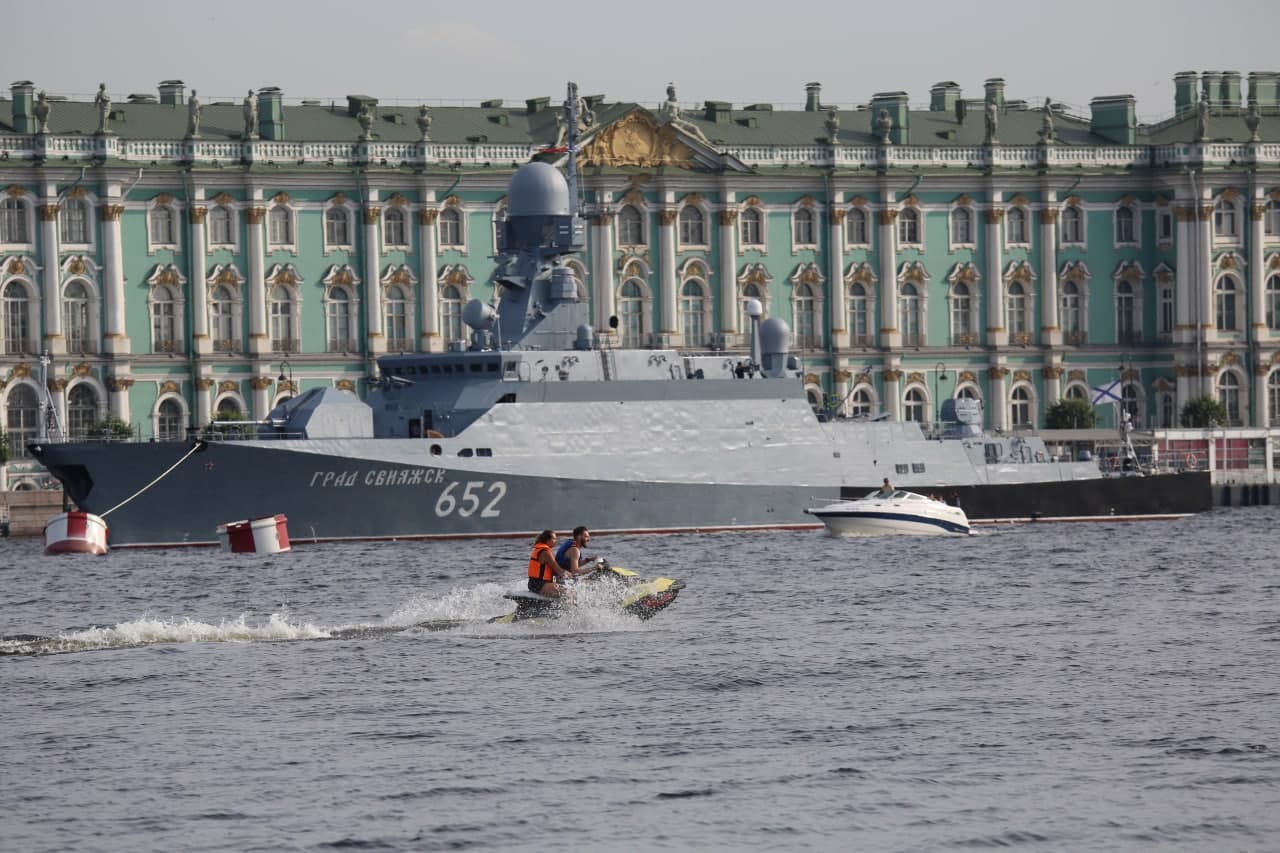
[528,542,555,581]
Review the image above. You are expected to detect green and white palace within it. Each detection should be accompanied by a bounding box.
[2,73,1279,488]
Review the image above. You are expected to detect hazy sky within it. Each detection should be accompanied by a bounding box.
[10,0,1276,120]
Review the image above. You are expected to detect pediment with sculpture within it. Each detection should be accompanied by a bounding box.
[578,110,697,170]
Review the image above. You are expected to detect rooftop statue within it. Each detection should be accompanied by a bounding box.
[826,108,840,145]
[876,109,892,145]
[1195,93,1209,141]
[243,90,258,140]
[34,90,51,135]
[1038,97,1055,145]
[187,90,202,138]
[95,84,111,134]
[417,105,432,141]
[357,104,372,140]
[984,99,998,144]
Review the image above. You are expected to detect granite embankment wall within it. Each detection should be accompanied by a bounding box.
[3,490,65,537]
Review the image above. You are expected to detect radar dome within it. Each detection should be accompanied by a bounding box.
[759,317,791,355]
[508,162,570,217]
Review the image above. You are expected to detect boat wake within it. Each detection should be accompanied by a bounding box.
[1,580,666,656]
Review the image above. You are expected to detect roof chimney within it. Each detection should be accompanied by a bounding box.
[1090,95,1136,145]
[10,80,35,134]
[158,80,185,106]
[805,82,822,112]
[929,81,961,113]
[258,87,285,140]
[983,78,1005,111]
[1174,71,1198,116]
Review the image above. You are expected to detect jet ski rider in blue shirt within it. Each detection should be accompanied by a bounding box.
[556,526,601,577]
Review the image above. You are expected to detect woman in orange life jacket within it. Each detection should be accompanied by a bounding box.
[528,530,572,597]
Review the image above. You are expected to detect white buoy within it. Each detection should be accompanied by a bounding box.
[216,514,291,554]
[44,511,109,555]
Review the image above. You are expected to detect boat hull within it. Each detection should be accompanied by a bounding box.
[809,510,970,537]
[29,440,1214,547]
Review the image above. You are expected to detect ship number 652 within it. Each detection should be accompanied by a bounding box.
[434,481,506,518]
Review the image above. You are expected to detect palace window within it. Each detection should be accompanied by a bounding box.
[325,207,351,246]
[950,282,972,343]
[846,208,869,245]
[268,205,293,245]
[1213,198,1238,239]
[897,208,920,245]
[1061,205,1084,244]
[793,282,817,349]
[1062,281,1082,336]
[1218,371,1242,425]
[617,205,643,245]
[1160,284,1174,336]
[1158,391,1176,428]
[793,207,816,246]
[211,285,237,351]
[1006,207,1028,244]
[1270,372,1280,425]
[1266,200,1280,239]
[1010,386,1032,428]
[679,206,706,246]
[741,282,765,337]
[385,284,409,351]
[0,198,30,243]
[158,398,184,441]
[619,279,645,347]
[1115,205,1136,245]
[1216,276,1239,331]
[1116,281,1137,344]
[6,384,38,459]
[439,208,464,248]
[680,279,707,347]
[59,198,89,244]
[850,387,873,418]
[1007,282,1029,337]
[149,203,177,246]
[269,285,295,353]
[739,207,762,246]
[67,384,98,441]
[63,280,91,354]
[383,208,408,247]
[898,282,921,346]
[325,287,354,351]
[903,387,926,422]
[152,285,178,353]
[440,284,464,345]
[208,204,234,245]
[848,283,869,345]
[950,207,972,245]
[3,281,30,354]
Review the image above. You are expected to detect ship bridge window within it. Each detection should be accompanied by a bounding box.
[470,363,484,373]
[894,464,909,475]
[477,448,493,457]
[459,448,473,457]
[985,443,1000,463]
[430,365,442,374]
[911,463,926,473]
[504,360,519,378]
[405,365,417,375]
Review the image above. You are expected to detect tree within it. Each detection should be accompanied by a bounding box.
[0,428,9,464]
[1045,398,1096,430]
[1180,395,1228,428]
[91,415,134,440]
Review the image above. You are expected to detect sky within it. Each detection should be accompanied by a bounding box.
[9,0,1277,121]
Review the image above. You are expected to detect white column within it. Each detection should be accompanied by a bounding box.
[718,210,737,342]
[1045,366,1062,407]
[658,209,677,346]
[593,213,616,334]
[418,208,440,352]
[1174,204,1195,345]
[195,378,212,427]
[251,376,271,421]
[39,201,64,354]
[108,378,131,422]
[189,205,209,350]
[989,367,1009,431]
[364,205,384,354]
[829,207,847,349]
[246,206,268,355]
[1250,200,1267,426]
[1197,203,1213,352]
[1040,206,1060,346]
[985,201,1007,347]
[878,205,899,348]
[884,367,902,421]
[100,200,130,354]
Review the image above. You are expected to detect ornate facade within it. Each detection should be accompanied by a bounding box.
[2,73,1280,466]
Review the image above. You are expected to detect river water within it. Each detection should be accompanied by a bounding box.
[3,507,1279,851]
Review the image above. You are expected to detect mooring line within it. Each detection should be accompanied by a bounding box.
[101,442,206,518]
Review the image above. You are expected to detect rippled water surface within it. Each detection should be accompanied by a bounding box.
[3,508,1279,851]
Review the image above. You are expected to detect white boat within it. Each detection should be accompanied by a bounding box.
[805,489,971,537]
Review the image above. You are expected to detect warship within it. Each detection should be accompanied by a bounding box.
[29,85,1211,547]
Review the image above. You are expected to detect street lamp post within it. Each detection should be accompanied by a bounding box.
[934,362,948,426]
[277,359,293,400]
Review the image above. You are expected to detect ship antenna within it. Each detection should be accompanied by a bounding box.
[565,81,580,215]
[35,350,64,443]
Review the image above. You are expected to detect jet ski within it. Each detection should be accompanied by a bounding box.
[490,561,686,624]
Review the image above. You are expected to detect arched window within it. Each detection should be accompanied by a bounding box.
[1266,200,1280,238]
[950,282,972,343]
[1115,205,1136,244]
[1010,386,1032,427]
[158,398,184,441]
[793,282,816,348]
[59,198,89,244]
[617,205,643,245]
[1007,282,1028,336]
[903,387,926,422]
[211,284,236,351]
[1117,281,1137,343]
[678,206,705,245]
[6,384,38,459]
[1214,198,1238,239]
[619,280,644,347]
[1,197,29,243]
[1269,372,1280,426]
[268,205,293,245]
[149,203,176,245]
[680,279,706,347]
[1121,383,1141,425]
[1062,205,1083,243]
[385,284,408,351]
[208,205,233,245]
[846,208,868,245]
[950,207,972,244]
[152,285,177,353]
[1160,283,1174,336]
[1216,276,1238,331]
[897,208,919,244]
[3,281,29,354]
[1065,384,1087,402]
[439,208,463,247]
[1062,281,1082,335]
[1266,275,1280,330]
[793,207,815,245]
[326,288,353,351]
[741,283,764,337]
[1158,391,1176,428]
[325,207,350,245]
[383,207,408,246]
[63,281,91,354]
[440,284,463,345]
[1218,372,1241,425]
[216,397,243,420]
[739,207,762,246]
[850,387,873,418]
[848,283,869,345]
[67,384,98,440]
[899,282,921,346]
[1006,207,1028,244]
[269,285,293,352]
[957,385,981,401]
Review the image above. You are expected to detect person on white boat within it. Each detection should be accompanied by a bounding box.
[877,478,894,497]
[555,526,599,577]
[528,530,571,598]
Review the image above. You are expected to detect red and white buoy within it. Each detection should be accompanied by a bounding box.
[44,511,110,555]
[216,514,291,554]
